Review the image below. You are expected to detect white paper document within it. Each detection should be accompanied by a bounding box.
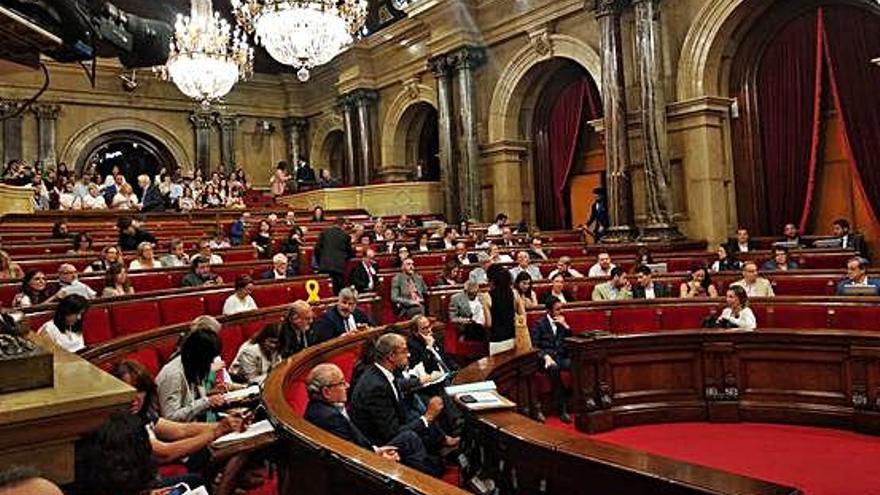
[211,419,275,447]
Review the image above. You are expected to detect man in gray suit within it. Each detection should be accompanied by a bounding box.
[391,258,428,318]
[448,280,488,341]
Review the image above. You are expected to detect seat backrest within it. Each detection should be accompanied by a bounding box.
[111,300,161,337]
[219,325,245,365]
[765,305,829,329]
[83,307,113,345]
[610,307,660,334]
[159,295,207,325]
[830,306,880,331]
[659,306,713,330]
[251,284,290,308]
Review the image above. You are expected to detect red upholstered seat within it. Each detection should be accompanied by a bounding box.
[220,325,245,365]
[572,283,597,302]
[765,305,829,329]
[660,306,713,330]
[83,307,113,345]
[566,310,609,332]
[125,347,161,376]
[0,284,18,307]
[610,307,660,334]
[251,284,290,307]
[771,277,836,296]
[28,312,52,333]
[830,306,880,331]
[286,379,309,415]
[131,273,173,292]
[329,349,360,381]
[159,295,207,325]
[203,290,232,315]
[240,319,271,340]
[111,301,161,337]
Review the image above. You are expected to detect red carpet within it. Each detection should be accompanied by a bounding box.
[545,419,880,495]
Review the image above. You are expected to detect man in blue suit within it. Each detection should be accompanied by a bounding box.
[304,363,436,474]
[311,288,374,344]
[836,257,880,295]
[530,296,572,423]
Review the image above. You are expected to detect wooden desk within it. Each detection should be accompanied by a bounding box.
[0,345,134,484]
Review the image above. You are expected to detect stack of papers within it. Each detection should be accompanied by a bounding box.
[211,419,275,447]
[445,380,515,411]
[223,385,261,403]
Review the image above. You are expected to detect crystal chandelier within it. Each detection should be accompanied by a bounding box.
[231,0,369,82]
[159,0,254,105]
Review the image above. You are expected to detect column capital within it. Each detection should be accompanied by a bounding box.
[190,111,214,129]
[0,99,23,118]
[214,113,242,130]
[349,88,379,105]
[447,46,486,71]
[592,0,627,18]
[629,0,658,6]
[282,116,308,131]
[31,103,60,120]
[427,55,452,78]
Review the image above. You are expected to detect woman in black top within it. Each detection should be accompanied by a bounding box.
[486,264,516,342]
[279,226,304,273]
[251,220,273,259]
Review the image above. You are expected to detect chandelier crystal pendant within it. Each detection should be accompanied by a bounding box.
[159,0,254,105]
[231,0,369,82]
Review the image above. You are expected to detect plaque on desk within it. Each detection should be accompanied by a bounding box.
[813,238,843,249]
[0,335,53,393]
[840,284,879,296]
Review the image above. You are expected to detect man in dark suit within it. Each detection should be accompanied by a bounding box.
[350,333,447,449]
[407,316,462,435]
[261,253,296,280]
[727,228,756,255]
[632,264,671,299]
[296,159,317,187]
[529,297,572,423]
[138,174,164,212]
[311,288,374,344]
[831,219,867,258]
[315,216,354,294]
[279,300,316,358]
[304,363,437,475]
[117,217,156,251]
[836,257,880,295]
[584,187,609,241]
[349,248,379,293]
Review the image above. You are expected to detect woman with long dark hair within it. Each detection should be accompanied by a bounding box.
[485,264,525,344]
[680,265,719,298]
[230,322,282,384]
[716,285,757,330]
[13,270,58,307]
[251,220,273,259]
[85,245,122,273]
[37,294,89,352]
[102,264,134,297]
[155,329,226,422]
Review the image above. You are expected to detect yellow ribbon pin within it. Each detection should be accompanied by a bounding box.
[305,279,321,303]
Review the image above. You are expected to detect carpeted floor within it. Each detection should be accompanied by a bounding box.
[544,419,880,495]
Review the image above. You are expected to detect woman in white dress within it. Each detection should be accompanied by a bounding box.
[129,242,158,271]
[38,294,89,352]
[222,275,258,316]
[716,285,757,330]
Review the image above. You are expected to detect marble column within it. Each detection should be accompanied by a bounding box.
[594,0,637,242]
[338,96,358,186]
[449,46,485,221]
[1,100,23,166]
[216,114,241,175]
[428,55,460,222]
[352,89,378,186]
[633,0,683,242]
[283,117,308,169]
[31,103,60,169]
[190,111,214,177]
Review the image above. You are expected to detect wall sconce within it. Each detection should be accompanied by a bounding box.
[255,120,276,134]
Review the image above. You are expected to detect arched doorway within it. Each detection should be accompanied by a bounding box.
[729,1,880,245]
[528,60,603,230]
[78,130,177,187]
[320,130,346,183]
[394,102,440,180]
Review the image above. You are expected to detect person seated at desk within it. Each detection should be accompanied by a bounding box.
[836,257,880,295]
[453,242,476,266]
[312,288,374,344]
[159,238,190,268]
[193,240,224,265]
[230,322,282,384]
[488,243,513,264]
[715,285,756,330]
[680,266,718,298]
[547,256,584,279]
[56,263,97,300]
[528,237,549,261]
[128,242,159,271]
[262,253,296,280]
[499,227,518,248]
[486,213,507,236]
[102,264,135,298]
[509,250,543,281]
[468,252,492,285]
[181,257,223,287]
[350,248,380,293]
[591,267,632,301]
[728,228,755,254]
[407,316,463,434]
[710,244,741,272]
[414,232,432,253]
[37,294,89,353]
[382,228,401,255]
[305,363,438,475]
[762,247,799,271]
[449,280,491,341]
[349,333,450,475]
[530,297,572,423]
[435,261,464,288]
[588,252,616,278]
[780,223,804,247]
[543,273,575,305]
[730,261,775,297]
[828,218,866,256]
[279,300,316,358]
[117,217,156,252]
[632,264,671,299]
[223,275,258,316]
[156,328,229,422]
[12,270,59,308]
[391,258,428,318]
[317,168,340,188]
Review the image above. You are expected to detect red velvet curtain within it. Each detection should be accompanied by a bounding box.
[756,10,823,235]
[821,6,880,219]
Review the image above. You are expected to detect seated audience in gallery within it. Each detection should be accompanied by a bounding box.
[543,273,575,306]
[262,253,296,280]
[587,252,616,278]
[317,168,340,188]
[730,262,775,298]
[514,272,540,309]
[117,217,156,252]
[591,267,632,302]
[632,264,671,299]
[128,242,159,271]
[304,363,437,475]
[230,322,282,384]
[779,223,804,247]
[528,237,549,261]
[449,280,491,341]
[715,285,757,330]
[82,183,108,209]
[679,266,719,298]
[102,264,135,298]
[727,228,755,254]
[762,247,799,271]
[391,258,428,318]
[37,294,89,353]
[836,257,880,295]
[312,288,373,344]
[159,238,190,268]
[222,275,258,316]
[710,244,741,272]
[509,250,543,281]
[279,300,317,357]
[13,270,59,308]
[181,257,223,288]
[56,263,96,299]
[296,159,317,187]
[530,297,572,423]
[547,256,585,279]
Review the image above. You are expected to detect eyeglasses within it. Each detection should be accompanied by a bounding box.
[324,379,347,388]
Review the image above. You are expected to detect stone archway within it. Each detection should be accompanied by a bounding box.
[383,101,439,180]
[59,117,192,176]
[380,81,437,172]
[309,112,344,171]
[319,130,346,180]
